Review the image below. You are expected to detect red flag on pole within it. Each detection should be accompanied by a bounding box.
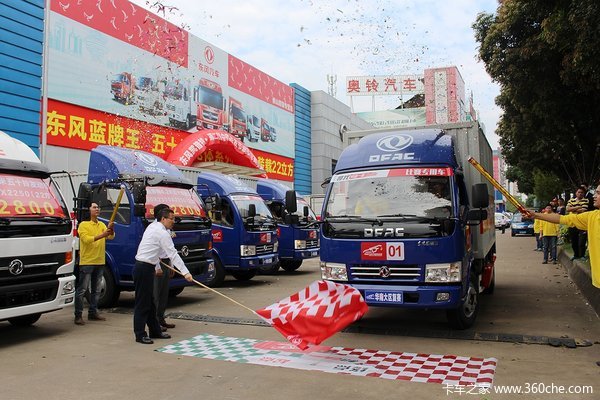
[255,280,368,350]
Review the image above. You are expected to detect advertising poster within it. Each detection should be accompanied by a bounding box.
[47,0,295,180]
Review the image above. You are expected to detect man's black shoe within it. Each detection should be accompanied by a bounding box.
[136,336,154,345]
[150,332,171,339]
[160,321,176,329]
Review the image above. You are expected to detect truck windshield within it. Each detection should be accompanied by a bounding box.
[165,83,184,100]
[145,186,207,218]
[112,74,127,83]
[0,173,68,218]
[198,87,224,110]
[252,115,260,126]
[296,198,317,221]
[324,167,453,220]
[136,77,152,90]
[231,105,245,121]
[232,194,273,218]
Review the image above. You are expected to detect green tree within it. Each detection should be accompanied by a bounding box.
[473,1,600,192]
[532,169,563,204]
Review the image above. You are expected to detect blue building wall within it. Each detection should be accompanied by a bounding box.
[0,0,45,155]
[290,83,311,195]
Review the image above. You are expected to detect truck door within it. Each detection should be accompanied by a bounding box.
[212,197,239,266]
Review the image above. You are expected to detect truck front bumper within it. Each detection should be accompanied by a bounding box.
[348,283,463,309]
[281,248,320,260]
[235,254,279,270]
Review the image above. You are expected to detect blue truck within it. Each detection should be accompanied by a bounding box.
[256,178,320,273]
[320,122,496,329]
[75,146,215,306]
[196,171,279,286]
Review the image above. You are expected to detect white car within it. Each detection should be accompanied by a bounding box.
[495,212,510,230]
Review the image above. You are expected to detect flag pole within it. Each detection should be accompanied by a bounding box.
[159,260,257,315]
[467,156,528,214]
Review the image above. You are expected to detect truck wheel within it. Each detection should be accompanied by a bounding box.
[168,287,185,297]
[231,270,256,281]
[205,257,226,288]
[8,313,41,327]
[281,259,302,272]
[86,265,120,308]
[446,275,479,329]
[511,231,515,237]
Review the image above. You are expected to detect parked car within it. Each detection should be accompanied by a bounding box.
[495,212,510,230]
[510,213,534,237]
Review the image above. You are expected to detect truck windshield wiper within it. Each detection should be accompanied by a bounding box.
[326,215,383,225]
[377,213,423,219]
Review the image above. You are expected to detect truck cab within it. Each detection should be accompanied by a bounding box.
[0,131,76,326]
[320,124,495,329]
[75,146,215,306]
[246,114,261,142]
[111,72,135,104]
[165,79,196,130]
[260,118,271,142]
[195,78,226,130]
[256,179,319,273]
[227,97,247,142]
[196,171,278,286]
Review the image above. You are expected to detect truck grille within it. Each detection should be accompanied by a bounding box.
[0,281,59,309]
[176,243,210,263]
[0,253,65,283]
[255,244,274,255]
[349,264,421,282]
[306,239,319,248]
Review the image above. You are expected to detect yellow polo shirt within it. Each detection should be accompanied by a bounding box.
[78,220,114,265]
[534,218,542,234]
[540,220,559,236]
[560,211,600,288]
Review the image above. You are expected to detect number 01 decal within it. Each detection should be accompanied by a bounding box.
[360,242,404,261]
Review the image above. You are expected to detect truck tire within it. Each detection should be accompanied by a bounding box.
[205,257,226,288]
[168,287,185,297]
[231,270,256,281]
[280,259,302,272]
[8,313,41,327]
[446,274,479,329]
[86,265,120,308]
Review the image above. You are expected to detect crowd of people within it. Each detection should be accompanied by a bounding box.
[526,184,600,289]
[75,202,192,344]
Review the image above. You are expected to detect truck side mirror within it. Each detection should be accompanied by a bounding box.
[132,182,146,204]
[285,190,297,213]
[471,183,489,208]
[76,183,92,222]
[303,206,309,217]
[466,209,488,224]
[248,203,256,218]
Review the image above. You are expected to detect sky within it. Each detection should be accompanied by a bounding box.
[131,0,502,149]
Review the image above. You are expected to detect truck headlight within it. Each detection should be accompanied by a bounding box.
[320,262,348,281]
[425,262,461,282]
[294,240,307,249]
[62,281,75,295]
[273,240,279,252]
[240,245,256,256]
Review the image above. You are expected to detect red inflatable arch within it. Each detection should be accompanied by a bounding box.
[166,130,267,177]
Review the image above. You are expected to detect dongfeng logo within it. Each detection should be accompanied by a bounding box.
[8,259,24,276]
[181,246,189,257]
[376,134,413,152]
[379,266,391,278]
[134,151,158,167]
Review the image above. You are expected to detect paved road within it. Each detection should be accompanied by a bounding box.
[1,232,598,399]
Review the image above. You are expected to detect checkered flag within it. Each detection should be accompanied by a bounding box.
[256,280,368,350]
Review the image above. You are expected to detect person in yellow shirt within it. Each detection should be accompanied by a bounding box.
[526,184,600,288]
[533,216,543,251]
[74,203,115,325]
[539,205,559,264]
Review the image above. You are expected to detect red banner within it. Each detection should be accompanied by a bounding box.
[50,0,188,67]
[0,174,66,217]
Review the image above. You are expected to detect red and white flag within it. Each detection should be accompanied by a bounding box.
[256,280,368,350]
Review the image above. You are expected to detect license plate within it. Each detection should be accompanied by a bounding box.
[264,258,272,264]
[364,290,403,304]
[311,251,318,257]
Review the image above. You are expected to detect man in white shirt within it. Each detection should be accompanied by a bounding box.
[134,207,193,344]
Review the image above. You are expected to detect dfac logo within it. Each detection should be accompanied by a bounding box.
[134,151,158,167]
[8,259,24,276]
[180,246,189,257]
[204,46,215,64]
[376,134,413,152]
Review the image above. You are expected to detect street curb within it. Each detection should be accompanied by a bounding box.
[558,247,600,318]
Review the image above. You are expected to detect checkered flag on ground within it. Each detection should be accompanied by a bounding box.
[256,280,368,350]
